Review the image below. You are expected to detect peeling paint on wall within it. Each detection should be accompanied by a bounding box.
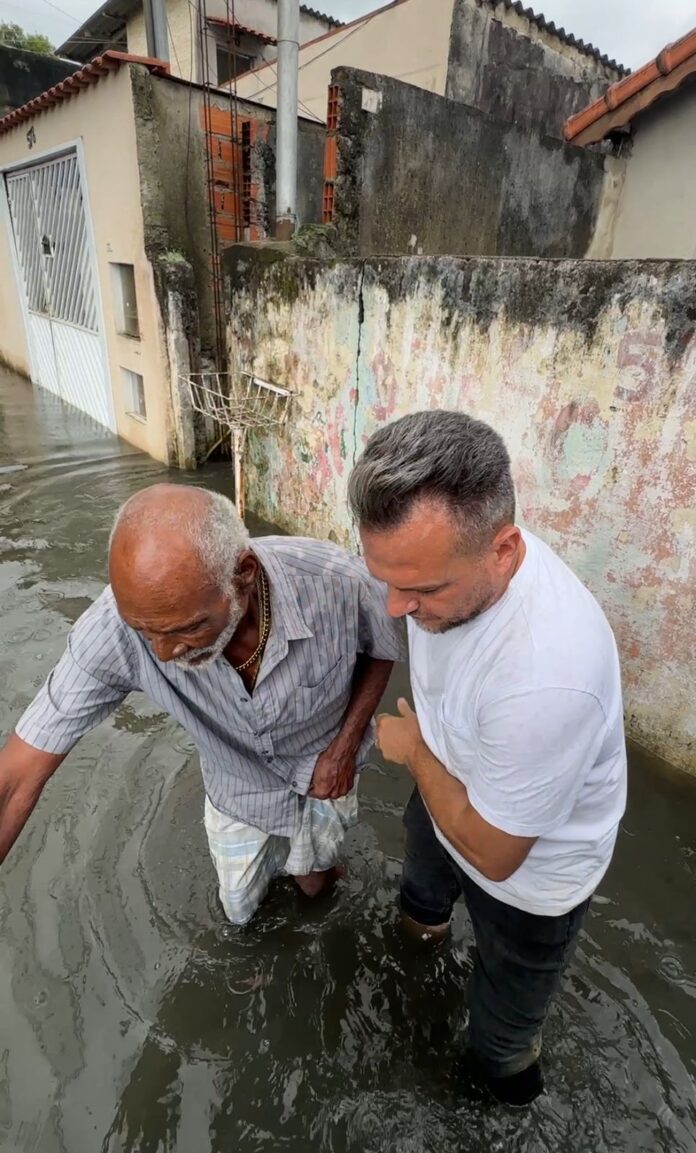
[226,250,696,774]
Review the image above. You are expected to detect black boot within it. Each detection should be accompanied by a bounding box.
[486,1060,544,1108]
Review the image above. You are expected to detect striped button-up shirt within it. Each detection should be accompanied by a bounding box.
[16,537,406,836]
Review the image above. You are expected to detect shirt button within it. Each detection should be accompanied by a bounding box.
[291,780,298,788]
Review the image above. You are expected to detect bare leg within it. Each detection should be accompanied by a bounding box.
[401,910,450,942]
[292,864,344,899]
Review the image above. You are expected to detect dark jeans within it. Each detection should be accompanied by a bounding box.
[400,788,591,1079]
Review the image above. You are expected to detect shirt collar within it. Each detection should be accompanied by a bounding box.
[251,539,314,642]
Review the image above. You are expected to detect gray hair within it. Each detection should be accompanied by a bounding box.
[110,486,250,591]
[348,411,515,550]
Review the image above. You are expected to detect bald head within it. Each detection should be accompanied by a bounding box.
[109,484,250,595]
[108,485,254,669]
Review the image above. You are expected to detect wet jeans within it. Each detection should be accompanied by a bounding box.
[400,788,591,1079]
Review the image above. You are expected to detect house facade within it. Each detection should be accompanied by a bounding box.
[0,50,325,462]
[57,0,341,88]
[236,0,625,128]
[565,27,696,259]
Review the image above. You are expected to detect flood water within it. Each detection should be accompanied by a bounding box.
[1,367,695,1153]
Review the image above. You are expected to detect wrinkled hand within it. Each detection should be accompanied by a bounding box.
[308,742,356,800]
[376,698,423,767]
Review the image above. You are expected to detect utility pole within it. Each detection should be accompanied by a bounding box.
[275,0,299,240]
[143,0,170,63]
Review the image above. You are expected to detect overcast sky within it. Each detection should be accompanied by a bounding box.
[1,0,694,67]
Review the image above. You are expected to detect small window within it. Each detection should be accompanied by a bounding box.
[121,368,147,421]
[216,44,255,85]
[111,263,140,338]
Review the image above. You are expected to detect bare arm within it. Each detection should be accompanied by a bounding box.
[309,655,394,799]
[403,731,535,882]
[376,700,535,882]
[0,733,67,864]
[334,655,394,759]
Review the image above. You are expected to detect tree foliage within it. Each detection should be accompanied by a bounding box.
[0,22,55,56]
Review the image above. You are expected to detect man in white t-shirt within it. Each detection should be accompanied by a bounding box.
[348,410,627,1107]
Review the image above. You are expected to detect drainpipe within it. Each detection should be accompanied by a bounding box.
[275,0,299,240]
[143,0,170,63]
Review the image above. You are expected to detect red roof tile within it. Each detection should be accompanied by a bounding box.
[0,50,169,136]
[206,17,277,46]
[564,26,696,145]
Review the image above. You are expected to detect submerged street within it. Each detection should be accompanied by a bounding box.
[1,367,695,1153]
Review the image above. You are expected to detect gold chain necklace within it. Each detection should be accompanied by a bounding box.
[233,566,271,674]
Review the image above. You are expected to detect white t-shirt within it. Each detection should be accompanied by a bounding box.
[408,530,627,916]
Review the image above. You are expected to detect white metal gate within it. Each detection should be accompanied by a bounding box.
[4,150,115,430]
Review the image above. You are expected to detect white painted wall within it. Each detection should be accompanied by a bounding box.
[596,83,696,259]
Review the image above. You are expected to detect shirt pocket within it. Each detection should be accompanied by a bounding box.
[438,707,478,787]
[291,654,351,726]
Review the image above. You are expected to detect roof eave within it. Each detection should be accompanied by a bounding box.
[565,26,696,144]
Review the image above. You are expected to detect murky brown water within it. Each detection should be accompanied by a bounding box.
[1,368,695,1153]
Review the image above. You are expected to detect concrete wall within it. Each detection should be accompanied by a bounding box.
[223,247,696,774]
[236,0,621,123]
[331,67,607,259]
[446,1,619,139]
[592,83,696,260]
[129,70,324,357]
[0,46,78,117]
[0,65,184,464]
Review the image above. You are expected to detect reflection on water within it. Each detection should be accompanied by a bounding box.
[1,370,695,1153]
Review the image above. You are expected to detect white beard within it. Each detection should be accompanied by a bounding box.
[173,602,244,673]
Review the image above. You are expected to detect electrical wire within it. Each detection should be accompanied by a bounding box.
[35,0,81,22]
[237,11,378,104]
[165,10,182,75]
[258,60,324,122]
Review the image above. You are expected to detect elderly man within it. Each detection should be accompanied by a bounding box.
[0,484,404,923]
[349,411,627,1107]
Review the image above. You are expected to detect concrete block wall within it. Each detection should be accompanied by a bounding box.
[326,67,611,259]
[224,247,696,774]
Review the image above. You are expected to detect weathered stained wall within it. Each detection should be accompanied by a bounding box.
[130,70,324,360]
[0,46,78,117]
[331,67,609,259]
[237,0,622,122]
[224,248,696,774]
[446,1,620,139]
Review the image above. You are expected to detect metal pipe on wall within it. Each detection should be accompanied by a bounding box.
[143,0,170,62]
[275,0,299,240]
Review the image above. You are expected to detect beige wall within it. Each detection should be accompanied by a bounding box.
[127,0,336,84]
[236,0,457,120]
[0,66,173,463]
[594,85,696,259]
[0,193,31,377]
[128,0,195,82]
